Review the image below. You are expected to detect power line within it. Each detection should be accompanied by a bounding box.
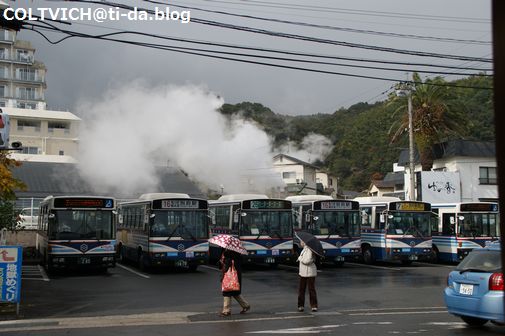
[65,0,493,63]
[26,23,493,90]
[141,0,490,45]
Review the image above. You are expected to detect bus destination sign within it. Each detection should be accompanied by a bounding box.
[460,203,498,212]
[54,198,114,209]
[393,202,429,211]
[161,200,199,209]
[246,200,291,210]
[319,201,353,210]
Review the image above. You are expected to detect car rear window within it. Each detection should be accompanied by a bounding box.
[456,250,502,272]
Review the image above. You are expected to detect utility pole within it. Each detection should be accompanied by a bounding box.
[407,90,416,201]
[396,79,416,201]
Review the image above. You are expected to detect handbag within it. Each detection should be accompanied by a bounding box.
[221,260,240,292]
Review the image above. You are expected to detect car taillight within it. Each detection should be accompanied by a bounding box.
[489,273,504,291]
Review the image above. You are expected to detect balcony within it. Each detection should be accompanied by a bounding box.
[14,73,45,83]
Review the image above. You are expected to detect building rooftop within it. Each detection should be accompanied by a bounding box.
[3,107,81,121]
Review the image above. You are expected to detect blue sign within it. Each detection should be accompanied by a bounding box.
[0,246,22,303]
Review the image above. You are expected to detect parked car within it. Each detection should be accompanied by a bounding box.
[16,207,39,230]
[444,241,504,326]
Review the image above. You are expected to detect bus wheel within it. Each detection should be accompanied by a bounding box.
[431,247,440,263]
[116,245,123,263]
[138,252,149,272]
[362,246,374,265]
[44,253,54,274]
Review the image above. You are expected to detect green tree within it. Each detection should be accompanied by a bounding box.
[389,73,468,170]
[0,151,26,230]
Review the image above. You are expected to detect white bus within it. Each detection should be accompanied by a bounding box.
[431,202,499,263]
[36,195,117,272]
[116,193,209,271]
[287,195,361,265]
[209,194,294,266]
[355,197,434,265]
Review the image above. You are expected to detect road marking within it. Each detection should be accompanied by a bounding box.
[39,265,50,282]
[200,265,220,272]
[116,263,150,279]
[346,262,401,271]
[339,306,445,313]
[246,324,346,334]
[349,311,447,316]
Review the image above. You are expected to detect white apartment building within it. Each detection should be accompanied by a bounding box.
[273,154,318,195]
[0,29,47,110]
[5,107,80,162]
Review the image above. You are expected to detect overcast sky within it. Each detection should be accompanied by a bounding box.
[13,0,492,116]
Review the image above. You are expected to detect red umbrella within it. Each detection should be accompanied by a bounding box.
[209,234,248,255]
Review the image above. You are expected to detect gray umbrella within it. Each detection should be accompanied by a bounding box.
[295,231,324,257]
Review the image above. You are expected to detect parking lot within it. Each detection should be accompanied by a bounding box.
[1,260,503,335]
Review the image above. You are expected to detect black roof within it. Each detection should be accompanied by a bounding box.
[12,162,205,199]
[397,139,496,166]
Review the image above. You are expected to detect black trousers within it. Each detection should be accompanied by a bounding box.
[298,276,317,308]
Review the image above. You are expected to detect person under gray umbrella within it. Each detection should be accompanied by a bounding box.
[295,231,323,312]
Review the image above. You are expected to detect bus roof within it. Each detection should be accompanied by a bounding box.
[285,195,333,203]
[41,195,116,202]
[217,194,269,202]
[353,196,402,204]
[138,193,190,201]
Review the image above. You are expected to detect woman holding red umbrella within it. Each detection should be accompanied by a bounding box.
[209,234,251,317]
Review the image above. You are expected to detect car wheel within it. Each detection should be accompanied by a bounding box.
[460,316,489,326]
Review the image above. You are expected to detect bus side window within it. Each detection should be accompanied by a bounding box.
[442,213,455,235]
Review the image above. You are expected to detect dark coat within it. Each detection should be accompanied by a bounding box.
[219,250,243,297]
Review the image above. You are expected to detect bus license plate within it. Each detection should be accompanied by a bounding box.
[408,255,418,260]
[459,284,474,295]
[265,257,275,264]
[79,257,90,265]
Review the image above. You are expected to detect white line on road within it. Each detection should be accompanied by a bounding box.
[339,306,445,313]
[116,263,150,279]
[200,265,220,272]
[349,311,447,316]
[346,262,401,271]
[246,324,346,334]
[38,265,50,282]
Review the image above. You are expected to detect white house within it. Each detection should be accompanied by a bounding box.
[397,140,497,203]
[272,154,319,195]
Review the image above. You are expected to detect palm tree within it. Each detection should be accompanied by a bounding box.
[389,73,468,170]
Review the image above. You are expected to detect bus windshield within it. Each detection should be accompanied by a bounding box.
[151,210,208,239]
[387,212,431,238]
[50,210,113,240]
[458,212,500,238]
[240,210,292,238]
[313,211,361,237]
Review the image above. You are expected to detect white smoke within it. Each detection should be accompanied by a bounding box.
[278,133,333,164]
[76,82,285,196]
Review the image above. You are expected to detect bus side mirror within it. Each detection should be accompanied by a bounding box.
[380,214,385,223]
[48,213,55,219]
[458,216,465,221]
[450,216,455,224]
[305,214,311,223]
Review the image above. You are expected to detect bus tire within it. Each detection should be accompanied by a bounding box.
[138,251,149,272]
[44,253,54,274]
[362,246,374,265]
[431,246,440,263]
[116,244,123,263]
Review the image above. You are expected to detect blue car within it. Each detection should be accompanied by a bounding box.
[444,242,504,326]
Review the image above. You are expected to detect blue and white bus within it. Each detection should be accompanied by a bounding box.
[36,195,117,272]
[116,193,209,271]
[355,197,434,265]
[287,195,361,265]
[431,202,500,263]
[209,194,294,266]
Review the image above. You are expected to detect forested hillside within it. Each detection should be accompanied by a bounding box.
[219,76,494,192]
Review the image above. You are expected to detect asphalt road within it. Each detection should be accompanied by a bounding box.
[1,261,504,335]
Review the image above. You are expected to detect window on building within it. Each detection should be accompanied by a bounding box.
[22,147,38,154]
[17,119,41,131]
[17,102,36,109]
[59,150,64,156]
[0,85,5,97]
[48,121,70,133]
[282,171,297,179]
[0,67,6,79]
[0,101,5,107]
[479,167,497,185]
[16,68,36,81]
[17,87,36,100]
[0,48,6,60]
[16,49,31,62]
